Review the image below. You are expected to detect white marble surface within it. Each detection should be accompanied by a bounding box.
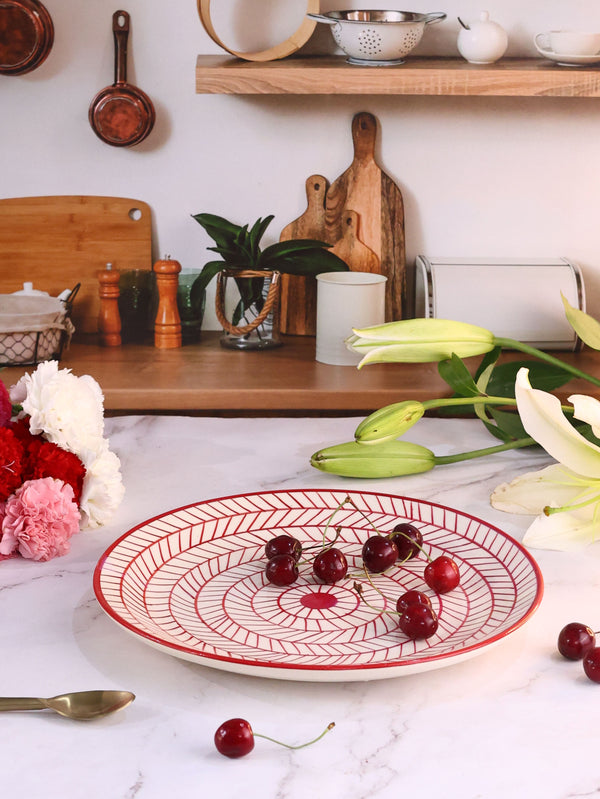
[2,414,600,799]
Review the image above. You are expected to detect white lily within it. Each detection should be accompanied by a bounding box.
[491,368,600,550]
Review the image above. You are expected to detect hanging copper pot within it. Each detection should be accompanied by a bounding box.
[89,10,155,148]
[0,0,54,75]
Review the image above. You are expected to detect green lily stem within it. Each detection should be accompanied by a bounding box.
[422,395,575,414]
[434,436,537,465]
[494,337,600,388]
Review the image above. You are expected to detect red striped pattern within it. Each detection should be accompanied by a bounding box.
[93,489,543,681]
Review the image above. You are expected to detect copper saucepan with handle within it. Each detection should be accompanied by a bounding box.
[0,0,54,75]
[89,10,155,147]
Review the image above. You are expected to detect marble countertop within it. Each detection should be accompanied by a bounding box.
[3,414,599,799]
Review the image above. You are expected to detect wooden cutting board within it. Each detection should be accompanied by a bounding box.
[325,112,407,321]
[279,175,329,335]
[0,195,153,334]
[331,210,380,273]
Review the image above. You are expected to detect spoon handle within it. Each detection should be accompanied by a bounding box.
[0,697,46,711]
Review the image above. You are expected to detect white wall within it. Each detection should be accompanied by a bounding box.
[3,0,600,328]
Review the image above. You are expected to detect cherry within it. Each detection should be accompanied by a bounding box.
[313,547,348,584]
[265,554,299,586]
[215,718,255,758]
[265,534,302,562]
[391,523,423,561]
[214,718,336,758]
[558,622,596,660]
[362,536,398,573]
[424,555,460,594]
[396,589,433,615]
[583,647,600,683]
[399,603,439,640]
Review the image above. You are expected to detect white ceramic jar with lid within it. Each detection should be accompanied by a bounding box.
[457,11,508,64]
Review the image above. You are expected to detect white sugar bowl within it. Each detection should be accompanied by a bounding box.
[457,11,508,64]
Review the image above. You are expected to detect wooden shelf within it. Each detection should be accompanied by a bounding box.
[3,332,598,415]
[196,55,600,97]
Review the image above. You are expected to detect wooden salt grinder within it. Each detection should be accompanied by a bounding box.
[154,257,182,348]
[97,263,121,347]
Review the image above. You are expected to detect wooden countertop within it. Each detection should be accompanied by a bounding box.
[2,332,598,415]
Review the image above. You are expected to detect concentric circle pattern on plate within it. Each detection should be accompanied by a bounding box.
[94,489,543,681]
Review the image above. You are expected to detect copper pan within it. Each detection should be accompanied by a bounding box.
[0,0,54,75]
[89,10,155,148]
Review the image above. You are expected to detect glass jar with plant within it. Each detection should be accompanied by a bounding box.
[192,212,348,350]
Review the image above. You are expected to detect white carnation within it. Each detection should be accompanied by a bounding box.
[12,361,105,454]
[80,440,125,529]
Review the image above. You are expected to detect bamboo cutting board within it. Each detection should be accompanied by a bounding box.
[0,195,153,334]
[325,112,407,321]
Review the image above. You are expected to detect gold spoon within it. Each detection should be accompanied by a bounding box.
[0,690,135,720]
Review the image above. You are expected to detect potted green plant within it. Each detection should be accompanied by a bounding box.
[192,212,348,350]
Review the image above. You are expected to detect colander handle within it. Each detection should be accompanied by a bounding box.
[423,12,446,25]
[306,13,337,25]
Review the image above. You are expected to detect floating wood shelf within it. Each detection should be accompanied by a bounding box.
[196,55,600,97]
[3,333,598,415]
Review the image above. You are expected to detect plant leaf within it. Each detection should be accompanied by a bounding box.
[474,346,501,381]
[476,362,496,394]
[248,216,274,261]
[562,293,600,350]
[488,407,529,440]
[486,360,572,398]
[438,354,481,397]
[192,213,242,249]
[265,249,349,275]
[260,239,334,264]
[192,260,226,293]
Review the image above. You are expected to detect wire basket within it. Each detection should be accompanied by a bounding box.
[0,285,79,367]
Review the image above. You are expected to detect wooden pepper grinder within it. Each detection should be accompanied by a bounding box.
[97,263,121,346]
[154,256,182,349]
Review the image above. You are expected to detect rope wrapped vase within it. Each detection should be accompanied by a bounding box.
[215,268,282,350]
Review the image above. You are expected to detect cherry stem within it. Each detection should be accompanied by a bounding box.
[344,497,384,536]
[353,579,399,617]
[344,497,433,562]
[254,722,336,750]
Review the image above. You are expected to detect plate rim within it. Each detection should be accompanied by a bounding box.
[93,488,544,678]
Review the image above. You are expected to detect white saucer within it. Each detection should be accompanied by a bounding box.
[534,43,600,66]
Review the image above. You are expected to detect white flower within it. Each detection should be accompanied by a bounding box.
[491,368,600,550]
[11,361,105,455]
[347,318,496,368]
[79,440,125,529]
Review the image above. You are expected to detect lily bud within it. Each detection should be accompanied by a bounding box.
[354,401,425,444]
[310,440,435,478]
[346,318,496,368]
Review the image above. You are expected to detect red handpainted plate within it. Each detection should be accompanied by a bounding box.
[93,489,543,682]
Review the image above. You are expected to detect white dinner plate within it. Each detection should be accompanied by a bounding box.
[93,489,543,682]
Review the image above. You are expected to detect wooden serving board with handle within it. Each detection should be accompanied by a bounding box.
[279,175,380,335]
[325,112,407,322]
[0,195,153,334]
[279,175,329,336]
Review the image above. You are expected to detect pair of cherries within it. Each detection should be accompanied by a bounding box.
[557,622,600,682]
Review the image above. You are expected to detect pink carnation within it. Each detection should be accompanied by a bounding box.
[0,502,13,562]
[0,477,80,561]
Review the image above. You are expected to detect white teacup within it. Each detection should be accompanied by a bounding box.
[548,30,600,55]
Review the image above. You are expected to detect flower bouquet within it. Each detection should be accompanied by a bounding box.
[311,295,600,552]
[0,361,124,562]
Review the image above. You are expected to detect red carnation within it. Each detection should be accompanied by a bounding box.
[0,380,11,428]
[9,417,38,446]
[24,441,86,506]
[0,427,25,501]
